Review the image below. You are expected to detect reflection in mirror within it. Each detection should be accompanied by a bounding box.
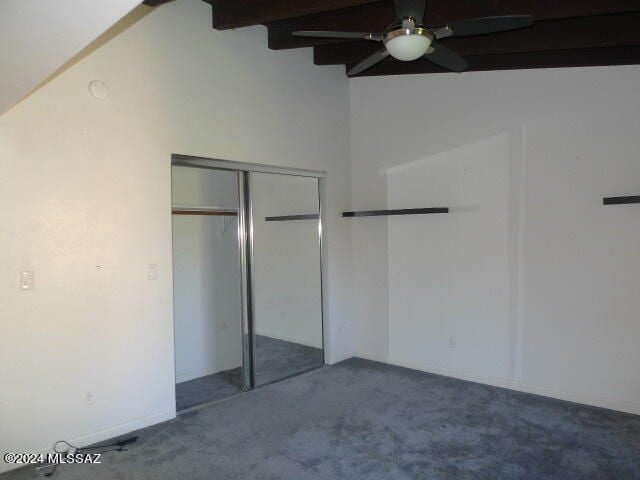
[250,172,324,386]
[171,166,245,410]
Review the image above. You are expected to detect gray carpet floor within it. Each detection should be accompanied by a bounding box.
[175,335,323,410]
[4,358,640,480]
[254,335,323,386]
[176,367,242,411]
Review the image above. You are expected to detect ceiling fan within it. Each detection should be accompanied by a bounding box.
[292,0,534,76]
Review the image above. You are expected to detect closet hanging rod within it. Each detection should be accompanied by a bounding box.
[343,207,448,218]
[172,206,238,216]
[603,196,640,205]
[265,214,319,222]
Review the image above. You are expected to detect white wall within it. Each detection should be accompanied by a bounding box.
[0,0,142,115]
[251,173,323,348]
[0,0,352,472]
[7,0,637,469]
[172,167,242,383]
[350,66,640,415]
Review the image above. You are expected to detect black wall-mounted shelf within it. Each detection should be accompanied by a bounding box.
[343,208,449,218]
[265,214,319,222]
[603,196,640,205]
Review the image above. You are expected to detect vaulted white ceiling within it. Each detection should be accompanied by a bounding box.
[0,0,142,115]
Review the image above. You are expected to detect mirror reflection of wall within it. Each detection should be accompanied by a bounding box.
[172,167,244,410]
[250,172,323,386]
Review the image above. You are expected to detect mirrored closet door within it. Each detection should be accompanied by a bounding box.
[171,157,325,410]
[172,166,248,410]
[249,172,324,386]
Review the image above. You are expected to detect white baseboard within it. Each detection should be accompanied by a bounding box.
[176,362,241,384]
[353,351,388,363]
[0,409,175,474]
[325,350,357,365]
[256,329,323,349]
[386,355,640,416]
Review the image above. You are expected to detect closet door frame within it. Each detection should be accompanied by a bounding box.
[171,154,327,392]
[237,170,253,391]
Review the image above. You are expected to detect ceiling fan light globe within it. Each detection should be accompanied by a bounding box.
[386,34,432,61]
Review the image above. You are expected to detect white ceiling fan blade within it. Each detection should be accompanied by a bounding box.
[424,43,469,72]
[292,31,382,41]
[347,48,390,76]
[434,15,534,39]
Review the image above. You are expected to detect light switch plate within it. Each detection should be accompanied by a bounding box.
[147,264,158,280]
[20,271,34,290]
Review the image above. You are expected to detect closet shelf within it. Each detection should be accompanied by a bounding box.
[265,214,319,222]
[603,196,640,205]
[342,208,448,218]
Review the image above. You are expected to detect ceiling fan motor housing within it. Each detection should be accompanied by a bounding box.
[383,22,434,61]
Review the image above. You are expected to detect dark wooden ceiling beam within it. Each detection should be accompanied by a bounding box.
[210,0,384,30]
[314,12,640,65]
[350,45,640,76]
[268,0,640,50]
